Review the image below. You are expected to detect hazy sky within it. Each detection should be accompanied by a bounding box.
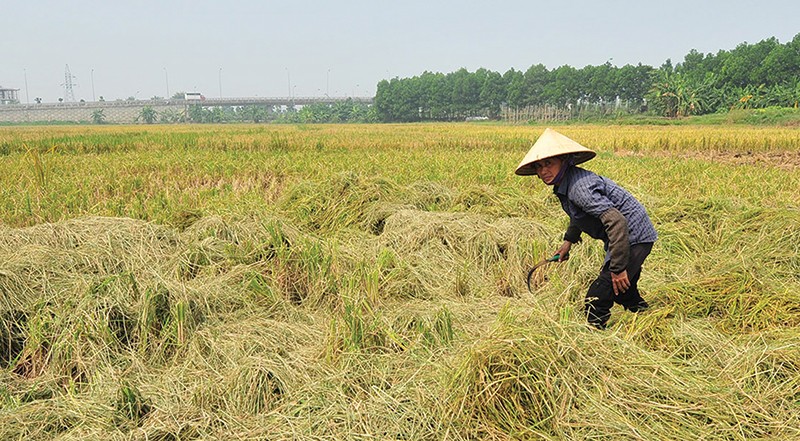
[2,0,799,103]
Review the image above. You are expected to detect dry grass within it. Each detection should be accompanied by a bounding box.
[1,123,799,439]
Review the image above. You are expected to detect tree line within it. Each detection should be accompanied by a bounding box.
[183,100,376,124]
[375,34,800,121]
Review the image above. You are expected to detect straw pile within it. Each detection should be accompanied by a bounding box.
[1,192,799,439]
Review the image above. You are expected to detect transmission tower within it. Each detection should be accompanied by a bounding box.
[62,64,77,102]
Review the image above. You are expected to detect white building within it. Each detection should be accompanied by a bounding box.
[0,86,20,105]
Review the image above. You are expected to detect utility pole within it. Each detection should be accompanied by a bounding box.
[286,68,291,98]
[164,68,169,98]
[24,68,30,104]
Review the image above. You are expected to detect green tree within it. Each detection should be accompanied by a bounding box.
[764,83,799,107]
[449,68,481,118]
[544,65,580,105]
[375,78,421,122]
[419,71,450,120]
[371,33,800,121]
[584,62,617,103]
[759,34,800,86]
[720,38,780,88]
[187,105,207,123]
[479,70,506,118]
[503,69,525,109]
[676,49,708,85]
[139,106,158,124]
[208,107,224,123]
[242,105,268,123]
[616,64,654,103]
[159,109,184,123]
[648,71,709,117]
[522,64,548,106]
[91,109,106,124]
[375,79,394,121]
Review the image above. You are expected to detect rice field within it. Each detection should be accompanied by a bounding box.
[1,123,799,440]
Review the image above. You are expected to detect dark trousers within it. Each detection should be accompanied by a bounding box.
[585,242,653,327]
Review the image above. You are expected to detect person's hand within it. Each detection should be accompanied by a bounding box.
[556,241,572,262]
[611,270,630,295]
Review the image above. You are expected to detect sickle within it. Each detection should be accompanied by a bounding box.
[526,253,567,293]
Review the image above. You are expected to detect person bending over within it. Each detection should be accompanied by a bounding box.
[515,128,657,329]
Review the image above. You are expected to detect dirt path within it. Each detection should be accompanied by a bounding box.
[619,150,800,170]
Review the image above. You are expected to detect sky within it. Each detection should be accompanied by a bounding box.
[2,0,799,103]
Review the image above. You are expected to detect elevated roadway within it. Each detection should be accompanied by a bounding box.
[0,96,374,123]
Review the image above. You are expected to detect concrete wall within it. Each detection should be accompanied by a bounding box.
[0,102,187,124]
[0,96,373,124]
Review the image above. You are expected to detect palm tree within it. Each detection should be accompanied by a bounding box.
[648,71,708,117]
[139,106,157,124]
[91,109,106,124]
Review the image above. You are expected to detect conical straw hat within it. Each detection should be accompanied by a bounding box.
[514,128,596,176]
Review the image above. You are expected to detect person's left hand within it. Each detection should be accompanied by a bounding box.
[611,270,630,296]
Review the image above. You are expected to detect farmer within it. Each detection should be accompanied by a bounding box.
[515,128,657,329]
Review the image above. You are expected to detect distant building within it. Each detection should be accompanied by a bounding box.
[0,86,20,105]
